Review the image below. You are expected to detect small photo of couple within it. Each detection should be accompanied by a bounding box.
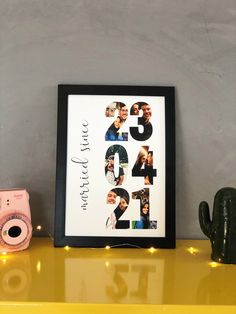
[105,145,128,186]
[132,146,156,185]
[105,102,128,141]
[106,188,130,229]
[132,188,157,229]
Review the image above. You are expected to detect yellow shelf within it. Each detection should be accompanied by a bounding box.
[1,238,236,313]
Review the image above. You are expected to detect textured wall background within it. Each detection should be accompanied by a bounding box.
[0,0,235,238]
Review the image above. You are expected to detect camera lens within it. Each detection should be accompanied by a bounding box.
[8,226,22,238]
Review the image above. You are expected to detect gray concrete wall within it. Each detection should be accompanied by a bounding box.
[0,0,235,239]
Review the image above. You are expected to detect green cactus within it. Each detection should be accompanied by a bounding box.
[199,187,236,264]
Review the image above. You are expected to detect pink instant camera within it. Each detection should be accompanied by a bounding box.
[0,189,32,253]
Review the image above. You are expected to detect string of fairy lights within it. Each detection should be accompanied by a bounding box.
[0,225,222,268]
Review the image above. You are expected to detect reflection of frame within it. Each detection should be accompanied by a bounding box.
[54,85,175,248]
[63,251,165,303]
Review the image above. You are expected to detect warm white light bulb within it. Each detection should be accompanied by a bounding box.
[149,247,156,253]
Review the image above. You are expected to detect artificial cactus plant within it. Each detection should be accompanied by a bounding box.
[199,187,236,264]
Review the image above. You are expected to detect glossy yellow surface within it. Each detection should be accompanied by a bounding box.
[1,238,236,313]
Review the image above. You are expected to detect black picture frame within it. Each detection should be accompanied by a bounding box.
[54,85,175,248]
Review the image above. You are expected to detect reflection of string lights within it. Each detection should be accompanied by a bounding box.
[64,246,70,251]
[1,252,9,264]
[105,261,110,268]
[36,261,41,273]
[187,247,199,255]
[208,261,221,268]
[1,252,8,264]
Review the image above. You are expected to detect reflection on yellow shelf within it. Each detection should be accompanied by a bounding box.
[65,250,161,304]
[208,261,222,268]
[187,246,199,255]
[36,261,41,273]
[1,238,236,313]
